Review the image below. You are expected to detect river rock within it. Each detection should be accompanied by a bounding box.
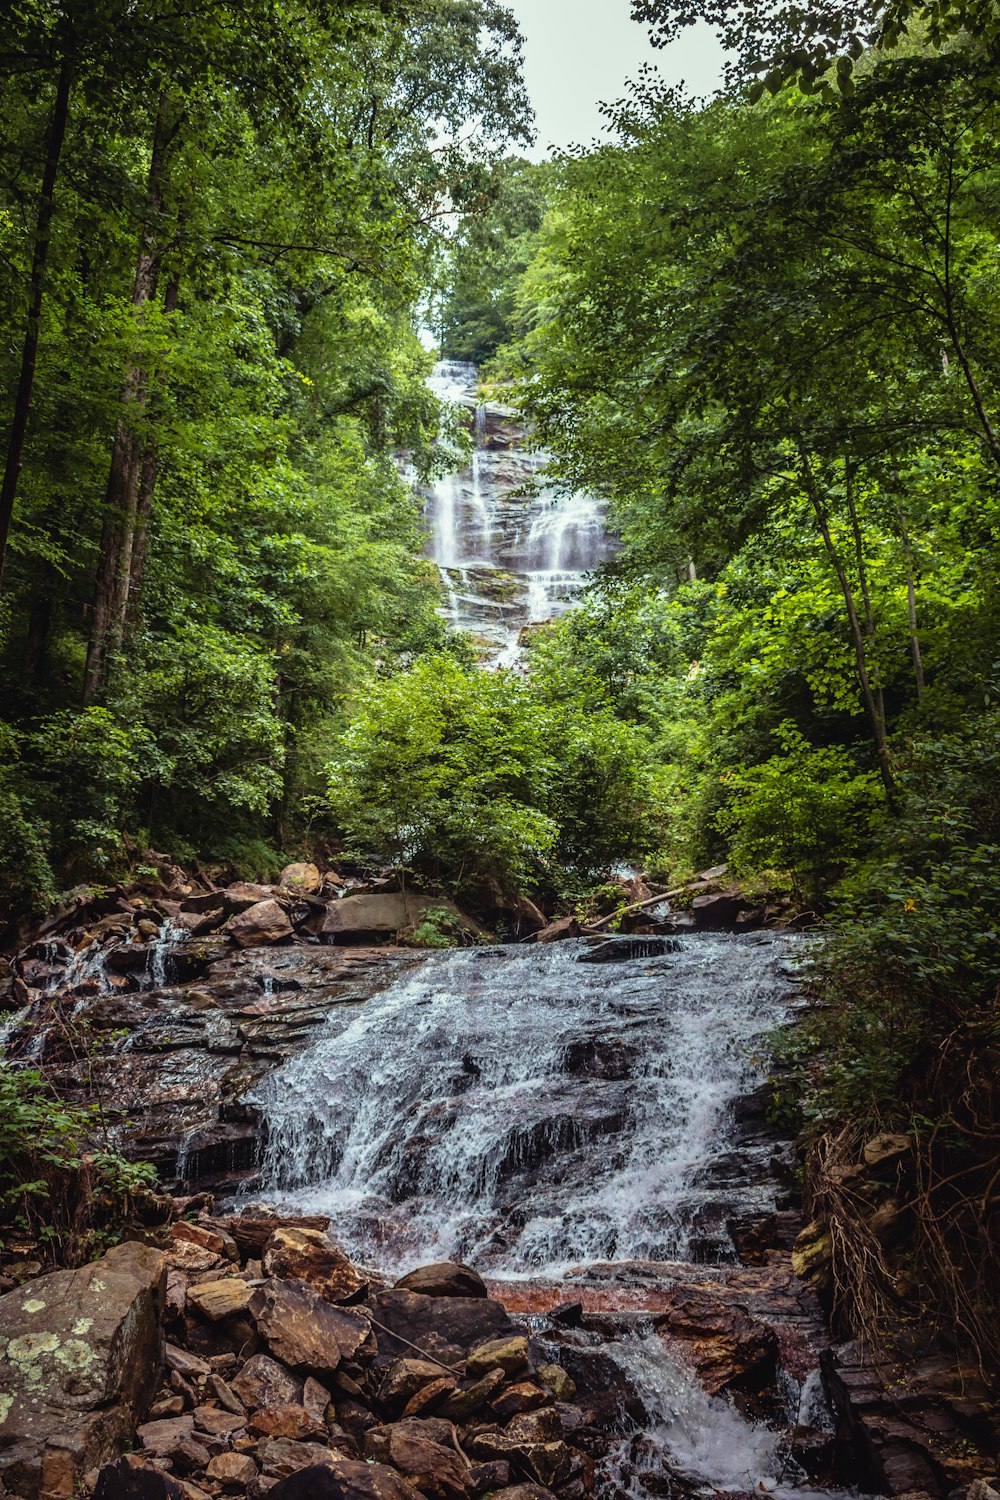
[262,1227,364,1302]
[268,1456,425,1500]
[370,1290,512,1367]
[364,1424,470,1499]
[465,1334,529,1379]
[0,1240,167,1499]
[320,894,483,945]
[654,1288,778,1395]
[250,1279,371,1372]
[395,1263,487,1300]
[229,899,293,947]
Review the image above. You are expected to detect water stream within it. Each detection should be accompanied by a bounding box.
[423,361,616,663]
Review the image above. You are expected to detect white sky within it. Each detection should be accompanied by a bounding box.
[505,0,725,157]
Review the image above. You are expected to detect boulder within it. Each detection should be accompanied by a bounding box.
[279,863,322,894]
[394,1263,487,1300]
[207,1451,259,1488]
[364,1424,470,1499]
[369,1290,513,1367]
[535,917,581,944]
[268,1456,425,1500]
[0,1241,167,1498]
[653,1289,778,1396]
[229,899,293,948]
[690,888,748,929]
[262,1227,364,1303]
[862,1134,912,1173]
[250,1279,371,1372]
[232,1353,304,1411]
[378,1359,452,1412]
[321,895,483,945]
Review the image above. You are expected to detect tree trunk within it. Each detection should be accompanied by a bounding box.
[797,442,895,799]
[895,502,926,699]
[125,268,181,634]
[83,92,171,703]
[0,59,72,590]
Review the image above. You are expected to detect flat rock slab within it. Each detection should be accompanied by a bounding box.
[250,1280,371,1372]
[0,1241,167,1498]
[321,895,483,945]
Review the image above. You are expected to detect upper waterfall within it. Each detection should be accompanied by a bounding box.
[423,361,616,662]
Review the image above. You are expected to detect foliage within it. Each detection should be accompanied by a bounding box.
[327,654,655,899]
[0,1066,158,1262]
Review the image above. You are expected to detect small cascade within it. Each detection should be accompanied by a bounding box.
[423,360,616,659]
[254,933,800,1276]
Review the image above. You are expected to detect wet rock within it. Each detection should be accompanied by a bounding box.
[267,1456,425,1500]
[262,1227,364,1303]
[777,1424,837,1482]
[187,1278,253,1322]
[467,1433,571,1488]
[364,1424,470,1499]
[577,937,679,963]
[369,1290,512,1367]
[654,1288,778,1396]
[492,1381,549,1419]
[537,1365,575,1401]
[505,1409,562,1444]
[250,1279,371,1372]
[395,1263,487,1300]
[465,1334,528,1379]
[791,1219,834,1295]
[0,1240,167,1499]
[280,863,322,894]
[232,1353,304,1411]
[229,899,294,948]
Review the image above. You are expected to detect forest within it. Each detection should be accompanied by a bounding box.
[0,0,999,1491]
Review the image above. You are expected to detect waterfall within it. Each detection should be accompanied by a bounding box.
[254,933,801,1277]
[423,361,616,661]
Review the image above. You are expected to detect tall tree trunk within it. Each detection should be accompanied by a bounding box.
[0,59,72,590]
[895,502,926,700]
[125,268,181,634]
[843,457,886,730]
[796,441,896,799]
[83,92,171,703]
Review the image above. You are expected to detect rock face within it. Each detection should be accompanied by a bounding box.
[654,1288,779,1395]
[0,1241,167,1498]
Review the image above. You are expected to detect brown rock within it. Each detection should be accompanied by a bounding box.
[401,1377,459,1418]
[267,1457,425,1500]
[0,1241,167,1500]
[262,1228,364,1303]
[207,1451,259,1488]
[93,1454,194,1499]
[149,1396,186,1420]
[654,1289,779,1395]
[468,1462,511,1495]
[436,1368,505,1420]
[536,1365,575,1401]
[232,1354,304,1412]
[321,894,483,945]
[259,1437,338,1478]
[170,1221,227,1256]
[279,863,322,894]
[378,1359,448,1412]
[209,1372,246,1414]
[138,1415,196,1457]
[169,1435,212,1475]
[535,916,581,943]
[165,1238,222,1275]
[193,1407,246,1437]
[250,1280,371,1373]
[364,1426,469,1499]
[466,1335,529,1379]
[229,899,293,948]
[395,1264,486,1300]
[224,1211,332,1259]
[504,1409,561,1445]
[862,1133,911,1172]
[187,1278,253,1322]
[370,1291,511,1368]
[250,1404,328,1441]
[303,1376,333,1425]
[491,1382,548,1420]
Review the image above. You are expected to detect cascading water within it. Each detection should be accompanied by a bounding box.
[255,933,801,1276]
[423,361,615,662]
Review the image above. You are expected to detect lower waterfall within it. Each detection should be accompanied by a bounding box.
[253,933,802,1277]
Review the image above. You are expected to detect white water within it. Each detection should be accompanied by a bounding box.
[255,934,800,1277]
[423,361,615,661]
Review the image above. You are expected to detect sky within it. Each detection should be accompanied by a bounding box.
[504,0,726,157]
